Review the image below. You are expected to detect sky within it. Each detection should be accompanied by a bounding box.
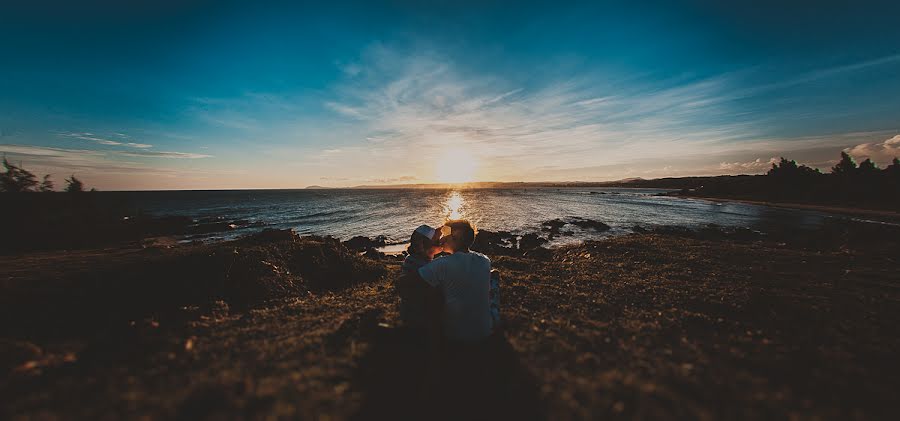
[1,0,900,190]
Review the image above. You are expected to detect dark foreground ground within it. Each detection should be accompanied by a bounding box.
[2,224,899,420]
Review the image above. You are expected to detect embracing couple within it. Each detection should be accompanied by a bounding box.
[396,220,501,343]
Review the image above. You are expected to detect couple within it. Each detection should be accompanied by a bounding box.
[397,220,500,343]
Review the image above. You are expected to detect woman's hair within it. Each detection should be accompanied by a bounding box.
[407,230,435,258]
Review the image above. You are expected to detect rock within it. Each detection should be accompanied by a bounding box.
[519,233,548,251]
[568,217,611,231]
[244,228,297,243]
[471,230,517,255]
[343,236,387,251]
[363,248,385,260]
[541,219,567,235]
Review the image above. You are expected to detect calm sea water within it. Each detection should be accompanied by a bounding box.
[115,187,859,246]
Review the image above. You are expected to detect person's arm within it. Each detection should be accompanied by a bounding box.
[415,263,444,339]
[395,269,419,290]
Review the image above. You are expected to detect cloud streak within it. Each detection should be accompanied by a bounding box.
[322,48,764,181]
[312,48,900,183]
[62,132,153,148]
[117,150,213,159]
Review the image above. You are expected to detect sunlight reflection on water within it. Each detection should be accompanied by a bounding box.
[444,191,465,220]
[124,187,854,249]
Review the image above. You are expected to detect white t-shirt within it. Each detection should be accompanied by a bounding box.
[418,251,493,342]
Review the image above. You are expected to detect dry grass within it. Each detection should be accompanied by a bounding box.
[2,231,899,420]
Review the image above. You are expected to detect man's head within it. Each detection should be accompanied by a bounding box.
[441,219,476,253]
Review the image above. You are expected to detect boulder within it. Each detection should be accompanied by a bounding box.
[471,230,517,255]
[568,217,611,231]
[244,228,297,243]
[541,219,566,235]
[343,235,387,251]
[519,233,548,251]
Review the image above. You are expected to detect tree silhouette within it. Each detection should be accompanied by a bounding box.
[768,157,820,179]
[884,157,900,177]
[1,157,39,192]
[831,152,858,176]
[65,175,85,193]
[857,158,879,176]
[39,174,55,192]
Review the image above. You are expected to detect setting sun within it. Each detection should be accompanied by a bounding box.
[434,149,478,184]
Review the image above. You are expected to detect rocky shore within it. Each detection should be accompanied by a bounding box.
[2,220,899,419]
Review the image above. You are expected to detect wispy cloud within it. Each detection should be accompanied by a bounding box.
[116,150,213,159]
[365,175,418,184]
[61,132,154,148]
[185,92,309,131]
[54,132,207,158]
[0,144,238,190]
[322,48,762,181]
[314,48,900,183]
[0,144,154,174]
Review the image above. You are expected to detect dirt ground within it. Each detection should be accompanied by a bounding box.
[2,229,899,420]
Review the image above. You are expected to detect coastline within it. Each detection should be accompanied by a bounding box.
[677,194,900,223]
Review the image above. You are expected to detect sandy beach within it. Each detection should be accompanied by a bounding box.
[2,221,898,420]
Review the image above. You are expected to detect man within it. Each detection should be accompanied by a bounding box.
[416,219,493,343]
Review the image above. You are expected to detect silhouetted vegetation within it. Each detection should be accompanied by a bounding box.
[0,157,96,193]
[0,158,40,192]
[38,175,54,192]
[630,151,900,210]
[64,175,85,193]
[0,159,147,253]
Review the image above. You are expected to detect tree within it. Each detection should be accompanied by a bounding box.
[0,157,39,192]
[768,157,821,179]
[885,157,900,176]
[857,158,879,176]
[38,174,54,192]
[65,175,85,193]
[768,157,799,177]
[831,152,858,176]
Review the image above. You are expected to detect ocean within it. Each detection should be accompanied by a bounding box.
[112,187,857,247]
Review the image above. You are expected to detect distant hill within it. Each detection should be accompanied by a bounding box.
[304,185,330,190]
[348,180,644,189]
[308,176,770,190]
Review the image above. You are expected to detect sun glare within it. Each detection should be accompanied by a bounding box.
[444,191,465,220]
[434,149,478,184]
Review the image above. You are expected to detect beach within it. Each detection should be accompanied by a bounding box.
[2,220,898,420]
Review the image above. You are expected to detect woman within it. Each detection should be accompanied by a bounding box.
[396,224,443,328]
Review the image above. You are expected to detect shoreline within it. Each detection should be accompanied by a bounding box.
[678,194,900,222]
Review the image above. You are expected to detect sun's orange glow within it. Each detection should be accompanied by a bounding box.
[434,149,478,184]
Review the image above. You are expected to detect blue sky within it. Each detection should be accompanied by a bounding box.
[2,0,899,189]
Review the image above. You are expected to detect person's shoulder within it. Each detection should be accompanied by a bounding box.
[423,254,449,268]
[469,251,491,263]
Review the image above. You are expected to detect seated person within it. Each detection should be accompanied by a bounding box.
[415,220,494,343]
[396,224,443,329]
